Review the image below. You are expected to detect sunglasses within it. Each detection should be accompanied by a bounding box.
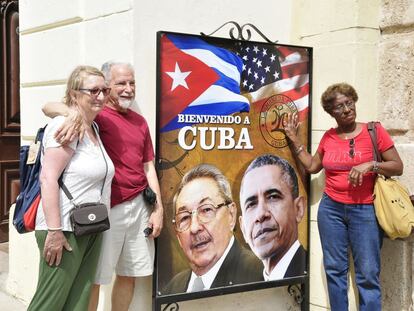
[79,87,111,98]
[349,138,355,158]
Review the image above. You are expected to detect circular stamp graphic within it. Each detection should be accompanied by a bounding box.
[259,94,298,148]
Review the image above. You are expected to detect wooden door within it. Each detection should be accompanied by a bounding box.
[0,0,20,242]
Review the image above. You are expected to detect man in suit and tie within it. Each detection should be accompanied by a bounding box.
[239,154,307,281]
[163,164,263,294]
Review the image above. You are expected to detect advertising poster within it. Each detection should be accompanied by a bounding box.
[155,31,312,300]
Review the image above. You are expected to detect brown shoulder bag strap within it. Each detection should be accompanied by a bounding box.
[367,121,382,162]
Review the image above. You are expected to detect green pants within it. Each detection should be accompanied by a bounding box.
[28,231,102,311]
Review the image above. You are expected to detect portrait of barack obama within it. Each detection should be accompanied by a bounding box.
[239,154,307,281]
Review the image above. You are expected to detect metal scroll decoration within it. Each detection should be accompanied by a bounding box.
[288,284,304,305]
[162,302,180,311]
[200,21,278,43]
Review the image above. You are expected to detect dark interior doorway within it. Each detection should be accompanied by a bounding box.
[0,0,20,242]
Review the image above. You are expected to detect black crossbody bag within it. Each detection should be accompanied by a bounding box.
[59,128,110,237]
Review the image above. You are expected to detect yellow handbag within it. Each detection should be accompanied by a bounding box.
[368,122,414,239]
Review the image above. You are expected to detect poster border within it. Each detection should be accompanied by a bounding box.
[153,30,313,310]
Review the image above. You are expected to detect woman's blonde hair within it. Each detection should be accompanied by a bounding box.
[63,65,105,106]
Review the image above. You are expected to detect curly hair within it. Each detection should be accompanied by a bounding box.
[321,83,358,114]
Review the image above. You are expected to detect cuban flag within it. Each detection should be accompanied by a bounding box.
[160,34,250,132]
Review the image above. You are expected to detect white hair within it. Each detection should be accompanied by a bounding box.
[100,61,134,82]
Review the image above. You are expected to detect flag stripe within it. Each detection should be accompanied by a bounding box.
[183,49,242,83]
[189,85,250,108]
[280,62,309,80]
[280,83,309,102]
[212,69,243,94]
[249,74,309,103]
[280,52,309,67]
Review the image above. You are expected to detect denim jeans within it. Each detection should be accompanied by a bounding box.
[318,193,383,311]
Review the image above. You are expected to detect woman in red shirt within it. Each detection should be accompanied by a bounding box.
[284,83,403,311]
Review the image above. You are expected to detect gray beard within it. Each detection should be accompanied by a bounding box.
[118,98,134,109]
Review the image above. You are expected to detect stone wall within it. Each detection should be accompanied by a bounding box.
[378,1,414,311]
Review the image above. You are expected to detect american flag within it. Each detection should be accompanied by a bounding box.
[236,41,310,120]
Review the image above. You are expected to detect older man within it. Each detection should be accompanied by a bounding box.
[239,154,307,281]
[42,61,163,311]
[163,164,262,294]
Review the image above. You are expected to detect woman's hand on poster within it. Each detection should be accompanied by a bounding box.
[283,113,300,142]
[43,230,72,266]
[348,162,373,187]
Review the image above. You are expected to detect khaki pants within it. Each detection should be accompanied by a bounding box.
[28,231,102,311]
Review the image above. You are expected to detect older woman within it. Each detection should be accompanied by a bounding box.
[28,66,115,311]
[284,82,403,310]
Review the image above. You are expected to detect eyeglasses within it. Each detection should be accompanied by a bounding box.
[349,138,355,158]
[172,202,231,232]
[332,100,355,113]
[114,81,135,89]
[79,87,111,98]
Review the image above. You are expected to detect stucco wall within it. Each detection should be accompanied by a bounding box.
[12,1,305,310]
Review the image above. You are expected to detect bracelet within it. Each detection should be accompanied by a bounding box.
[372,161,380,173]
[295,145,304,155]
[48,226,63,231]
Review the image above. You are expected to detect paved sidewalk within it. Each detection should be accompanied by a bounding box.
[0,243,27,311]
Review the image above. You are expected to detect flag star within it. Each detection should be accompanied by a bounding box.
[273,71,280,79]
[249,84,254,90]
[254,72,258,80]
[166,62,191,91]
[246,46,250,52]
[243,80,248,87]
[262,48,267,56]
[264,66,270,73]
[270,54,276,62]
[243,55,248,61]
[248,68,252,75]
[253,46,259,53]
[261,77,265,84]
[253,57,257,63]
[242,64,247,71]
[236,52,240,56]
[256,60,262,68]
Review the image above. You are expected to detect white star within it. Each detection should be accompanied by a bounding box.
[270,54,276,62]
[166,62,191,91]
[248,68,252,75]
[242,64,247,71]
[253,57,257,63]
[254,72,258,80]
[273,71,280,79]
[261,77,265,84]
[253,46,259,53]
[256,60,262,68]
[264,66,270,73]
[243,55,248,61]
[242,80,248,87]
[246,46,250,52]
[249,84,254,90]
[262,48,267,56]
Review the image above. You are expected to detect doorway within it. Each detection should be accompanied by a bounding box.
[0,0,20,242]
